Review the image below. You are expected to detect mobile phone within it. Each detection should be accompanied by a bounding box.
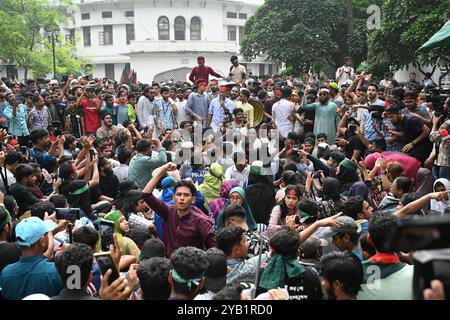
[55,208,80,223]
[89,149,95,160]
[94,252,120,285]
[21,146,27,155]
[100,220,115,252]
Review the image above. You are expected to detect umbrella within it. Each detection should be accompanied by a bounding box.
[417,19,450,53]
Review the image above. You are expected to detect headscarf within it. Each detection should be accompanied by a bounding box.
[258,254,305,291]
[198,163,225,205]
[245,172,276,224]
[216,186,257,231]
[161,176,176,205]
[99,210,126,250]
[349,181,370,200]
[209,180,239,224]
[337,159,360,194]
[322,177,341,201]
[431,178,450,213]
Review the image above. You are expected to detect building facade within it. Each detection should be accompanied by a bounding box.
[61,0,279,83]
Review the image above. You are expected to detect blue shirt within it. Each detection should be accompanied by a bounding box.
[116,104,130,126]
[352,248,365,262]
[0,255,63,300]
[3,102,29,136]
[29,147,56,173]
[361,99,384,142]
[208,97,234,130]
[156,99,174,130]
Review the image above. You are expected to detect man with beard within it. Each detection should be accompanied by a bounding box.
[208,79,219,100]
[90,156,120,203]
[301,88,339,144]
[335,57,355,88]
[28,128,65,173]
[207,86,234,132]
[229,55,247,85]
[360,83,385,143]
[317,251,363,300]
[136,86,160,136]
[96,113,122,140]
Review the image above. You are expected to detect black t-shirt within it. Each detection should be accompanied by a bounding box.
[297,108,315,133]
[91,173,119,202]
[398,114,432,163]
[0,242,21,273]
[257,265,323,300]
[345,132,365,159]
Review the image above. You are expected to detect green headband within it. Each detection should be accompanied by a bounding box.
[71,183,89,195]
[0,209,11,230]
[171,269,203,289]
[339,159,357,171]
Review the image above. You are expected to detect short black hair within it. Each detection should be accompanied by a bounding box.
[140,238,166,260]
[160,86,170,94]
[49,194,68,208]
[216,227,245,256]
[29,128,48,145]
[335,231,359,245]
[59,161,75,180]
[63,135,76,150]
[30,201,55,220]
[257,90,267,100]
[73,226,99,249]
[317,251,363,298]
[170,246,209,297]
[394,176,414,194]
[221,204,246,226]
[270,227,300,257]
[55,243,93,289]
[344,196,364,220]
[317,133,328,140]
[233,108,244,116]
[359,232,376,257]
[298,198,319,217]
[400,192,419,207]
[173,180,196,196]
[0,207,10,234]
[117,147,132,164]
[282,170,298,185]
[138,257,172,300]
[367,83,379,91]
[213,283,244,300]
[368,211,397,253]
[127,227,152,249]
[136,139,152,153]
[5,151,22,166]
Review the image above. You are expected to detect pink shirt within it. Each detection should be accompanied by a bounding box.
[364,152,421,180]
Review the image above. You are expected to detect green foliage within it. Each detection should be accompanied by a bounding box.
[241,0,369,75]
[0,0,84,79]
[366,0,449,76]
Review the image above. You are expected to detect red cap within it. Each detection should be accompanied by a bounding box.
[210,79,218,84]
[219,86,228,91]
[198,82,207,87]
[274,89,282,95]
[441,129,449,137]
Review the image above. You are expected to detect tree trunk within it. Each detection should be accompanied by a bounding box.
[347,0,353,34]
[24,67,28,81]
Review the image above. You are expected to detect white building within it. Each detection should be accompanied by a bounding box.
[58,0,278,84]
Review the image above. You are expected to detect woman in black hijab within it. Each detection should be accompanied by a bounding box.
[65,180,93,219]
[336,159,360,195]
[305,177,346,219]
[245,163,276,226]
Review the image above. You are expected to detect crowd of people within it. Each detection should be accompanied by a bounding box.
[0,54,449,301]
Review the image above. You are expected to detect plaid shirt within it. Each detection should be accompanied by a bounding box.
[430,119,450,166]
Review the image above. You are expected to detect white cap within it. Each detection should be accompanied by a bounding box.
[49,79,58,85]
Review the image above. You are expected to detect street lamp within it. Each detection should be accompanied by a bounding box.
[51,28,60,79]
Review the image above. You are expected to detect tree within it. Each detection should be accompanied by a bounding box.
[0,0,84,79]
[366,0,449,77]
[241,0,370,75]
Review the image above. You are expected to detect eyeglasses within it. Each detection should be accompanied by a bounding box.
[319,93,328,96]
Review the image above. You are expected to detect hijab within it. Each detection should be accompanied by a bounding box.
[322,177,341,201]
[336,160,360,194]
[430,178,450,213]
[216,186,257,231]
[66,180,92,219]
[198,163,225,205]
[161,176,176,205]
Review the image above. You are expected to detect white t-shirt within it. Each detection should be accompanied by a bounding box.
[230,65,247,83]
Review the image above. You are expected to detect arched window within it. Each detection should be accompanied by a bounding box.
[174,16,186,40]
[158,16,170,40]
[190,17,201,40]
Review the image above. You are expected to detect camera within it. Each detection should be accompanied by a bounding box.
[242,113,248,124]
[55,208,80,223]
[382,214,450,300]
[348,125,357,134]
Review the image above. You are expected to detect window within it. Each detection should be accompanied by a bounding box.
[158,16,170,40]
[259,64,265,76]
[100,25,113,45]
[125,10,134,17]
[65,29,75,44]
[268,64,273,76]
[81,13,90,20]
[227,26,237,41]
[239,13,247,19]
[83,27,91,46]
[126,24,135,44]
[102,11,112,19]
[227,12,237,19]
[174,16,186,40]
[239,26,244,45]
[190,17,201,40]
[105,64,115,80]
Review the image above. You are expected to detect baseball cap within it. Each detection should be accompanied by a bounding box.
[299,235,328,258]
[329,82,339,90]
[49,79,58,85]
[322,216,358,238]
[16,217,57,247]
